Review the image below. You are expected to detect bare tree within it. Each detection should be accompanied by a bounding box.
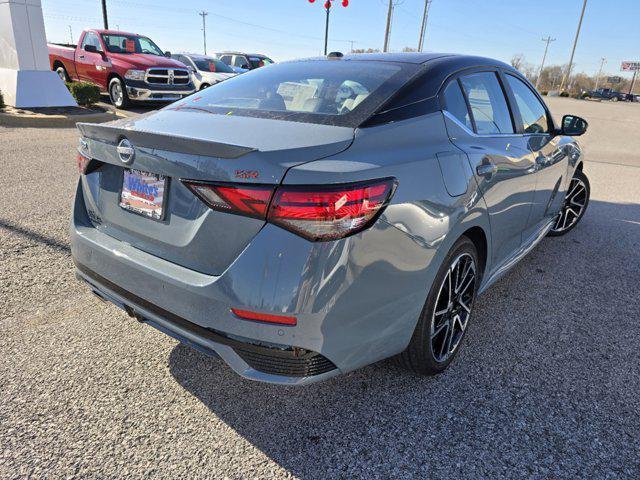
[351,48,381,54]
[510,54,526,71]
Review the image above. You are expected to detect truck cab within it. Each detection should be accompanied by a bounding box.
[49,29,195,108]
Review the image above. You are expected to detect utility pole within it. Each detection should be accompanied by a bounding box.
[324,3,331,55]
[101,0,109,30]
[594,57,606,90]
[68,25,73,44]
[383,0,393,52]
[349,40,355,52]
[535,36,555,90]
[417,0,431,52]
[559,0,587,91]
[199,11,208,55]
[629,70,638,96]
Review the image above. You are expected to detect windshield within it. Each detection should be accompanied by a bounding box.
[249,56,274,69]
[169,59,419,127]
[101,34,164,55]
[193,58,235,73]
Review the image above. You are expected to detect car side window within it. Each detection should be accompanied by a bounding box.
[505,74,550,134]
[459,72,514,134]
[81,32,103,52]
[442,80,473,131]
[219,55,232,65]
[234,56,250,69]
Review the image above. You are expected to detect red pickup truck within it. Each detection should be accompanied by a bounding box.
[48,29,195,108]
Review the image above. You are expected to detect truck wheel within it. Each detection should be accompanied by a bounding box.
[612,96,619,102]
[55,66,70,82]
[109,77,131,109]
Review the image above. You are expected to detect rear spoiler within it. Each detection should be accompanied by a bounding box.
[77,122,256,159]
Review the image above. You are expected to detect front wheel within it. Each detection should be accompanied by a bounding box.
[199,83,210,90]
[397,236,479,375]
[548,170,590,236]
[109,77,130,109]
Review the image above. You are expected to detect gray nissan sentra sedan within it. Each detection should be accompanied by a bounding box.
[72,53,590,385]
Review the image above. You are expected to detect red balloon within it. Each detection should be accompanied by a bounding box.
[324,0,331,8]
[342,0,349,5]
[309,0,315,2]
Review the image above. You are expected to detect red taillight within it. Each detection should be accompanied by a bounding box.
[183,182,274,219]
[268,179,396,241]
[231,308,297,326]
[182,178,396,241]
[77,151,90,174]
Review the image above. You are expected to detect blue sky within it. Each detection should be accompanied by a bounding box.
[42,0,638,77]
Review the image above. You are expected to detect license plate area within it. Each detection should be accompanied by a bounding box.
[119,169,168,221]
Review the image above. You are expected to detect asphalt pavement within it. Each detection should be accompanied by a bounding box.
[1,98,639,479]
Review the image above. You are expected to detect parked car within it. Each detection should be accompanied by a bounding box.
[586,88,627,102]
[171,53,236,90]
[214,52,274,73]
[72,53,589,385]
[48,29,195,108]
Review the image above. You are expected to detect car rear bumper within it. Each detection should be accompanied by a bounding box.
[70,180,435,384]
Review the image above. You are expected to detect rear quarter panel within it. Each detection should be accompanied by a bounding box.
[48,44,78,78]
[280,112,491,371]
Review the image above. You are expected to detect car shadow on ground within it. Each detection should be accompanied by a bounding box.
[166,199,640,478]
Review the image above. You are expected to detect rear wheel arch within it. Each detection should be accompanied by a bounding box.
[576,161,584,172]
[460,226,488,282]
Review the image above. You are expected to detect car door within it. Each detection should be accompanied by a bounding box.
[442,70,537,269]
[503,73,569,237]
[76,32,109,87]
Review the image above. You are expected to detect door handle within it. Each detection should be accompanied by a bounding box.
[476,163,498,177]
[78,55,85,59]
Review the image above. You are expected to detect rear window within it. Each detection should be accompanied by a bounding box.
[193,58,235,73]
[169,59,420,127]
[249,56,274,68]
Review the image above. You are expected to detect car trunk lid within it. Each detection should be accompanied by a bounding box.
[77,111,354,275]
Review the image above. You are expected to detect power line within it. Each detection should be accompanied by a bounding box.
[535,36,556,90]
[198,11,208,55]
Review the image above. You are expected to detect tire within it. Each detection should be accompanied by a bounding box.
[55,65,70,82]
[397,236,479,375]
[548,170,590,236]
[612,96,619,102]
[109,77,131,109]
[199,83,210,90]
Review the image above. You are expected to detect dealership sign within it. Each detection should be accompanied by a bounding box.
[607,76,622,84]
[621,61,640,71]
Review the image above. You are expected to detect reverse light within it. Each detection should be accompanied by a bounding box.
[231,308,297,326]
[182,178,397,241]
[124,69,146,81]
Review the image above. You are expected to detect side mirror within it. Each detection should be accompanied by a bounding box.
[83,44,98,53]
[561,115,588,136]
[164,51,171,58]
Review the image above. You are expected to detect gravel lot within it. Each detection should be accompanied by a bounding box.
[1,98,639,479]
